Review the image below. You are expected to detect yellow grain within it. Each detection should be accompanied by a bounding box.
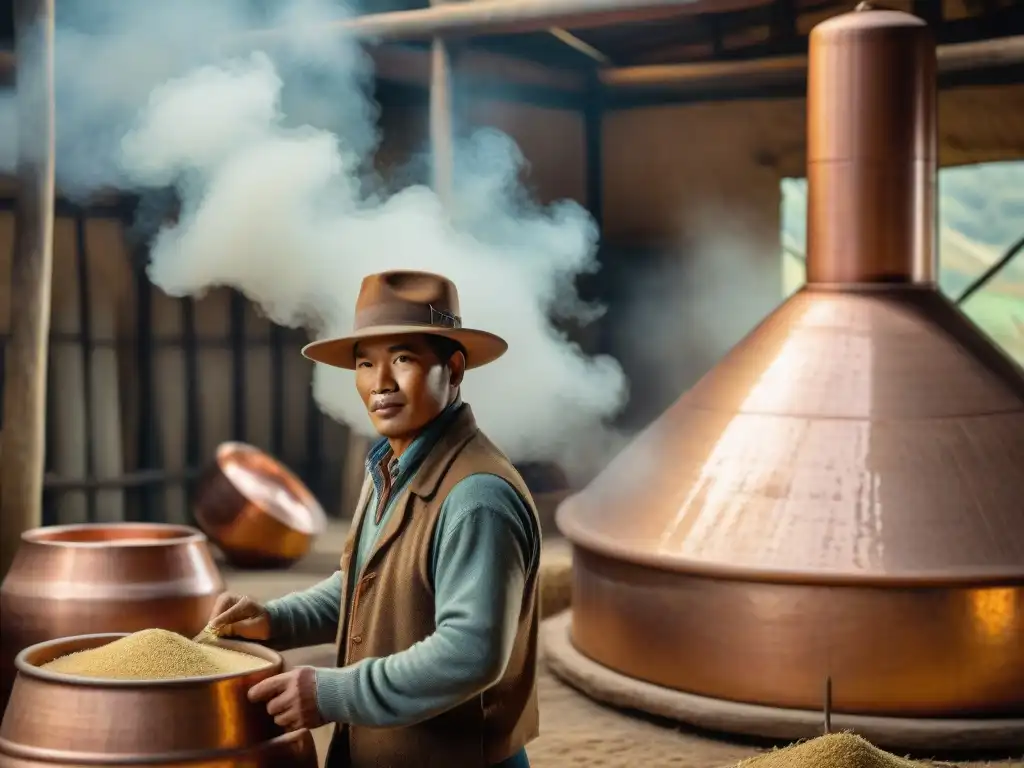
[738,733,929,768]
[40,628,270,680]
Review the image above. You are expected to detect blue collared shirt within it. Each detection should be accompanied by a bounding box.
[351,398,465,581]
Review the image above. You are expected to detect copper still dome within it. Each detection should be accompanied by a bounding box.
[556,4,1024,729]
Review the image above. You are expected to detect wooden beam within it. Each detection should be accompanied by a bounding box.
[600,52,805,90]
[430,0,456,208]
[938,35,1024,72]
[562,0,831,65]
[0,44,588,99]
[241,0,759,43]
[599,34,1024,92]
[0,0,56,576]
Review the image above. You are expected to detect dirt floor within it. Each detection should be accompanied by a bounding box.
[225,524,1023,768]
[282,643,1023,768]
[527,668,1024,768]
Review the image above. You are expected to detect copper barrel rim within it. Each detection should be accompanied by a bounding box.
[12,633,281,688]
[556,510,1024,588]
[215,441,329,536]
[0,729,314,766]
[19,522,209,548]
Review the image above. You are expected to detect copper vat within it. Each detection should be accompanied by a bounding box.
[0,524,224,710]
[0,634,317,767]
[557,5,1024,721]
[193,442,328,569]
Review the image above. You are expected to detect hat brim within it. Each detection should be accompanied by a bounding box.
[301,324,508,370]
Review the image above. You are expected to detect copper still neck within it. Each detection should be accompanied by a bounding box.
[805,6,937,286]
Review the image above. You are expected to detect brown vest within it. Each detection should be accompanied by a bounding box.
[326,405,541,768]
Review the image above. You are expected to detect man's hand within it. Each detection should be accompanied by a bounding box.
[207,593,272,641]
[248,667,325,732]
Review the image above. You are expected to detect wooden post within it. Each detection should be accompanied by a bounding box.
[241,0,703,44]
[0,0,56,578]
[430,36,455,209]
[429,0,456,209]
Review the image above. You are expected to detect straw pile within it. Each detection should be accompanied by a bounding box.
[737,733,929,768]
[40,629,270,680]
[539,542,573,619]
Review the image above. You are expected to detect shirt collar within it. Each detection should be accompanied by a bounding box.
[364,398,465,487]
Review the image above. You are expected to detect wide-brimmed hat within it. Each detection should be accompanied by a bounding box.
[302,270,508,370]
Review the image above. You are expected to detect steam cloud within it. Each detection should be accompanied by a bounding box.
[3,0,629,477]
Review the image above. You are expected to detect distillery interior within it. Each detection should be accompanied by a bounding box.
[0,0,1023,766]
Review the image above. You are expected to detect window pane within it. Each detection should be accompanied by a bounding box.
[780,161,1024,363]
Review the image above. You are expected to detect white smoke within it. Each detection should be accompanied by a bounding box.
[3,0,629,477]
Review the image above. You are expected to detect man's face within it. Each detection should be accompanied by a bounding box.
[354,334,464,440]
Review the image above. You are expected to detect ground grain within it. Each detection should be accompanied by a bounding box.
[41,628,270,680]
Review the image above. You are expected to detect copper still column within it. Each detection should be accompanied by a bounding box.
[554,4,1024,747]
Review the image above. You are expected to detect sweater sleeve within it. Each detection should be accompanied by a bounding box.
[311,473,537,727]
[264,571,344,649]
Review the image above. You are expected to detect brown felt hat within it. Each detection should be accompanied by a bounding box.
[302,270,508,370]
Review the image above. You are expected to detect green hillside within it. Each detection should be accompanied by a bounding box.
[782,163,1024,273]
[939,163,1024,251]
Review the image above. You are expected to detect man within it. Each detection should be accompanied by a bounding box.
[207,270,542,768]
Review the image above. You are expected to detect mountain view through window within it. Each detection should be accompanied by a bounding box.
[782,161,1024,364]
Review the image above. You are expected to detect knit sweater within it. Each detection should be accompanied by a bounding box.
[264,402,539,728]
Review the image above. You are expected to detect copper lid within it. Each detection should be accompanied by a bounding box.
[557,287,1024,585]
[216,443,327,536]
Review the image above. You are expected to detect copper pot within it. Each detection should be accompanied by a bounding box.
[0,523,224,710]
[193,442,328,569]
[0,634,317,767]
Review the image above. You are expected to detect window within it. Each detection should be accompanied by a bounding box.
[780,161,1024,364]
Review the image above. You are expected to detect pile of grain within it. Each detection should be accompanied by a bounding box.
[40,629,270,680]
[738,733,927,768]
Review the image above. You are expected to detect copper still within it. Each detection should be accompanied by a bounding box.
[0,634,317,767]
[0,523,224,710]
[557,5,1024,722]
[193,442,328,569]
